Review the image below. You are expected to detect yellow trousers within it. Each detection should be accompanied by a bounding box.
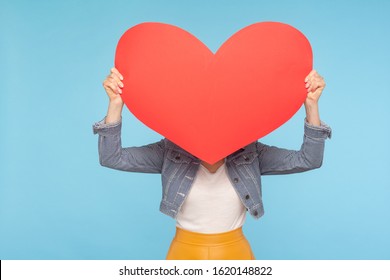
[166,227,255,260]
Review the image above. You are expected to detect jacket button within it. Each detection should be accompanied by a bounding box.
[233,178,239,183]
[245,194,250,200]
[253,210,258,216]
[175,155,181,160]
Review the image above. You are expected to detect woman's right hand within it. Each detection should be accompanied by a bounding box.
[103,67,124,105]
[103,67,125,124]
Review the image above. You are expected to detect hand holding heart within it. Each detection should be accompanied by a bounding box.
[305,70,326,105]
[103,67,125,124]
[103,67,325,127]
[103,69,326,105]
[303,70,325,126]
[105,22,324,163]
[103,67,124,104]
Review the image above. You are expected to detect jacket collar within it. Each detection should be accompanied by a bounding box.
[226,141,257,162]
[164,138,257,162]
[164,139,198,159]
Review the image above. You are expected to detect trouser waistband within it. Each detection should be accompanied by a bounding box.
[174,227,245,246]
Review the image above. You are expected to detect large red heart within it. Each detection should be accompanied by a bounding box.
[115,22,312,164]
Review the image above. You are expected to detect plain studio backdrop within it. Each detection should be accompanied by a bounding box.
[1,0,389,259]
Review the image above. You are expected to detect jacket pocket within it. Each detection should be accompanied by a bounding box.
[166,150,193,164]
[232,152,261,183]
[232,152,257,165]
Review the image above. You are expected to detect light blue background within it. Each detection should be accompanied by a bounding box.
[1,0,389,260]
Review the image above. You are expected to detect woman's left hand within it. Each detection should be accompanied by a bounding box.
[304,70,325,106]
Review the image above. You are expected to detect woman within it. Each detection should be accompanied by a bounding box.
[93,67,331,259]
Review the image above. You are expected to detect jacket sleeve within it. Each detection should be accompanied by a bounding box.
[92,118,165,173]
[257,120,332,175]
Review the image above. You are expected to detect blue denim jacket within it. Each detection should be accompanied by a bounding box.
[93,118,331,220]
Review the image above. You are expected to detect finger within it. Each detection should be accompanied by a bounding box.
[106,73,124,91]
[307,74,325,92]
[309,79,320,92]
[104,77,122,94]
[307,77,317,92]
[305,69,317,82]
[103,79,115,94]
[309,77,325,93]
[305,77,312,89]
[314,76,325,88]
[109,73,124,88]
[111,67,124,80]
[311,72,323,85]
[319,76,325,88]
[109,81,122,94]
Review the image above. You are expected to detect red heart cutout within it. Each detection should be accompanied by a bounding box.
[115,22,312,164]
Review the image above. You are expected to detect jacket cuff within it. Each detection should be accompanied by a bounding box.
[304,119,332,139]
[92,117,122,136]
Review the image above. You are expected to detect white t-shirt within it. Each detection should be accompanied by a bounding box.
[176,162,246,234]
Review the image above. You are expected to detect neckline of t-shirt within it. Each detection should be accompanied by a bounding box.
[199,162,226,174]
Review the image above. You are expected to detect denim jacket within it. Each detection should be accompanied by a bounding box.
[93,118,331,220]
